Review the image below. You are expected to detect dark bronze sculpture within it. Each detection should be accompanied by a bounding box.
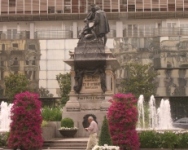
[93,5,110,46]
[74,70,84,93]
[78,5,110,46]
[74,4,109,94]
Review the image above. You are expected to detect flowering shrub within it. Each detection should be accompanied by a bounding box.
[8,92,43,150]
[107,93,140,150]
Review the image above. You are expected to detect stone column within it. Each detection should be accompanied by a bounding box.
[72,22,78,39]
[2,25,7,33]
[17,23,20,32]
[29,22,35,39]
[70,69,75,94]
[116,21,123,37]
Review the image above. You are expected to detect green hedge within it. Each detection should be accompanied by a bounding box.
[139,130,188,149]
[61,118,74,128]
[41,107,62,121]
[0,132,9,147]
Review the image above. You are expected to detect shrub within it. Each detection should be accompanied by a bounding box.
[0,132,9,147]
[139,130,188,149]
[139,131,160,148]
[98,116,112,146]
[177,132,188,148]
[61,118,74,128]
[160,131,178,149]
[107,93,140,150]
[41,107,62,121]
[8,92,43,150]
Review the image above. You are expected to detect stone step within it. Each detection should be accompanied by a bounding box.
[43,138,88,150]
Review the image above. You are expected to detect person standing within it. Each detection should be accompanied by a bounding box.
[85,116,98,150]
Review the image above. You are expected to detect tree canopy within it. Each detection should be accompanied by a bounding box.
[120,63,158,100]
[4,73,30,102]
[56,73,71,105]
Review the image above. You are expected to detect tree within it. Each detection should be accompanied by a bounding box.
[56,73,71,105]
[98,116,112,146]
[4,74,30,102]
[120,63,158,100]
[38,86,53,98]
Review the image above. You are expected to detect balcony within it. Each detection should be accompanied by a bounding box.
[34,30,73,39]
[0,31,30,40]
[107,29,116,38]
[123,27,188,37]
[77,29,116,39]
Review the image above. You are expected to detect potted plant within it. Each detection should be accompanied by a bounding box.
[58,118,78,138]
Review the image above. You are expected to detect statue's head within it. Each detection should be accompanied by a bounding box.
[90,4,96,12]
[95,5,101,11]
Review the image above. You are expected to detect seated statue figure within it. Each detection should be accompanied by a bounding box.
[78,5,97,41]
[79,5,110,46]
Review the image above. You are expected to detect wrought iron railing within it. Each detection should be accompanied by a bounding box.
[77,29,116,38]
[0,97,60,107]
[0,31,30,40]
[123,27,188,37]
[107,29,116,38]
[34,30,73,39]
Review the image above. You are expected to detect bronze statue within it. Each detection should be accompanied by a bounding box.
[79,5,110,46]
[74,70,84,93]
[93,5,110,46]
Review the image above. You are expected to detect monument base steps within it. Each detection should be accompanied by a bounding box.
[43,138,88,149]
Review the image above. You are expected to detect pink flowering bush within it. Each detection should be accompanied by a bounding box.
[107,93,140,150]
[8,91,43,150]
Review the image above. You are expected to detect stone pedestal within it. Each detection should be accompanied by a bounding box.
[63,41,119,137]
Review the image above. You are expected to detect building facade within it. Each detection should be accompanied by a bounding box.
[0,0,188,105]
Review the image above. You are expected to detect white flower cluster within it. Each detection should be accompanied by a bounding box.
[92,145,120,150]
[157,130,188,134]
[58,127,78,130]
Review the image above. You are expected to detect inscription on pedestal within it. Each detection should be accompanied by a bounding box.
[78,96,105,101]
[80,75,102,93]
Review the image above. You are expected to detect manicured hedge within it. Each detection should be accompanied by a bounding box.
[139,130,188,149]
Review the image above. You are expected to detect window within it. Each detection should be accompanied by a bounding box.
[29,44,36,50]
[2,44,5,51]
[152,0,159,11]
[128,0,135,11]
[48,6,55,13]
[13,43,18,48]
[120,0,127,12]
[9,0,16,7]
[136,0,143,11]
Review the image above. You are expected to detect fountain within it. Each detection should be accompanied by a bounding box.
[137,95,145,128]
[157,99,173,129]
[137,95,173,130]
[0,101,13,132]
[148,95,157,128]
